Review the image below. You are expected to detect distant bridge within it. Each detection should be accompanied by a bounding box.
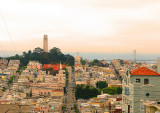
[106,59,157,62]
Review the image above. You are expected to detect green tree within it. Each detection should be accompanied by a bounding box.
[62,105,66,112]
[75,85,100,100]
[8,75,15,84]
[89,59,100,66]
[33,47,44,54]
[102,87,122,95]
[96,81,108,89]
[2,87,6,91]
[117,87,122,94]
[81,58,86,65]
[102,87,117,95]
[65,54,74,66]
[6,47,75,67]
[74,104,80,113]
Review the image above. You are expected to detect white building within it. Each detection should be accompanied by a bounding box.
[122,67,160,113]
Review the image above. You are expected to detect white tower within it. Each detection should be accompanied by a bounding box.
[43,35,48,52]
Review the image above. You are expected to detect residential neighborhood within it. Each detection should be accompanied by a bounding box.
[0,1,160,112]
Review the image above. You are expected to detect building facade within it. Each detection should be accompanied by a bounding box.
[122,67,160,113]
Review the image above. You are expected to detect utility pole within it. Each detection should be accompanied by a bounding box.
[128,105,130,113]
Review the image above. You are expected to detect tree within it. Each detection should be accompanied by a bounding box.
[2,87,6,91]
[81,58,86,65]
[8,75,15,84]
[65,54,74,66]
[6,47,75,67]
[49,47,62,63]
[117,87,122,94]
[74,104,80,113]
[119,59,124,65]
[15,54,19,59]
[33,47,44,54]
[75,85,100,100]
[102,87,122,95]
[93,59,99,64]
[89,59,100,66]
[102,87,117,95]
[96,81,108,89]
[62,105,66,110]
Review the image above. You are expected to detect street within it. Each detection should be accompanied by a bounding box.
[66,66,76,113]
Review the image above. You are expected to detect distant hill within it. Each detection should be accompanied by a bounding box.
[5,47,75,67]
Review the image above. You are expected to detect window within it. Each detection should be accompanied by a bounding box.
[144,79,149,85]
[146,93,150,97]
[136,79,140,83]
[48,92,50,95]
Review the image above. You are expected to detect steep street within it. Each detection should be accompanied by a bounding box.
[66,66,76,113]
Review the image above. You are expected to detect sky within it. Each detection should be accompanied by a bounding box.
[0,0,160,57]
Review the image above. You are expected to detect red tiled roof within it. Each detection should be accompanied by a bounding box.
[0,101,9,103]
[125,61,129,64]
[43,64,66,70]
[34,107,40,111]
[131,67,160,76]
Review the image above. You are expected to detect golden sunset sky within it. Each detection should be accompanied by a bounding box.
[0,0,160,55]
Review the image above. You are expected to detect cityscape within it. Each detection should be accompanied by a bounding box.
[0,0,160,113]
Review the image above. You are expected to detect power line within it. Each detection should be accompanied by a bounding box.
[0,43,6,58]
[0,10,17,55]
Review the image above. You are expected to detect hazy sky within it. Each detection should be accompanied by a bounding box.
[0,0,160,56]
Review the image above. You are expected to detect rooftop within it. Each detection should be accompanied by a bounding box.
[131,67,160,76]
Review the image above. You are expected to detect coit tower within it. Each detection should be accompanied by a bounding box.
[43,35,48,52]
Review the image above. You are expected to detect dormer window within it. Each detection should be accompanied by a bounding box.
[136,79,140,83]
[144,79,149,85]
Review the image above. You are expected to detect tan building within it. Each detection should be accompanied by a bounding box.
[32,82,63,97]
[27,74,34,81]
[0,104,19,113]
[27,61,42,69]
[51,90,64,97]
[87,98,109,108]
[56,63,66,87]
[76,80,87,85]
[43,34,48,52]
[0,103,33,113]
[143,100,160,113]
[74,55,83,71]
[7,66,17,75]
[19,93,27,99]
[0,59,8,69]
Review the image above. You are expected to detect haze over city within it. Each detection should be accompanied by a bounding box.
[1,1,160,113]
[0,0,160,58]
